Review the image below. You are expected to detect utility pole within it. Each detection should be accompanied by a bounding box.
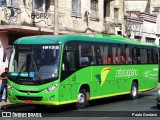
[54,0,58,35]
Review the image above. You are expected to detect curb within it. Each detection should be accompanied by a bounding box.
[0,103,29,110]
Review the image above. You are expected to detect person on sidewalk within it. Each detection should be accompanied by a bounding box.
[0,67,9,102]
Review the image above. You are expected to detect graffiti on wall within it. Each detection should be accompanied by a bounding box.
[0,0,53,27]
[31,12,52,26]
[1,6,22,24]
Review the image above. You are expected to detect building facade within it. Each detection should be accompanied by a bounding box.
[0,0,125,72]
[124,0,160,45]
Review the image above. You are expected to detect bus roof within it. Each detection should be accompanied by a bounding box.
[14,34,157,47]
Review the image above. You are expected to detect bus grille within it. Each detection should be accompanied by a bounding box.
[16,96,42,101]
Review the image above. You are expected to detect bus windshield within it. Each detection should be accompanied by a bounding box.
[9,45,61,81]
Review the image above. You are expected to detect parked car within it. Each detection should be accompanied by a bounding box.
[157,89,160,109]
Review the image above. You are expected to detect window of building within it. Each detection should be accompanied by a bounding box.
[0,0,6,5]
[146,38,155,43]
[114,8,119,24]
[6,0,18,7]
[45,0,50,11]
[34,0,43,11]
[72,0,81,17]
[23,0,26,5]
[33,0,50,12]
[104,1,110,18]
[91,0,98,19]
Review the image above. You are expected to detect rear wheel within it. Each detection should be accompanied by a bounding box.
[129,82,138,100]
[157,104,160,109]
[76,89,89,109]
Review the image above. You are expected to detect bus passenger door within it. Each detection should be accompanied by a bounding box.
[60,73,72,103]
[60,44,78,103]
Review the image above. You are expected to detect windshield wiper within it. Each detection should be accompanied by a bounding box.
[19,61,26,73]
[32,62,40,80]
[16,61,26,79]
[30,49,41,80]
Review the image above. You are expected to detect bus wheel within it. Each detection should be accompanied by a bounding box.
[157,104,160,109]
[129,82,138,100]
[76,89,89,109]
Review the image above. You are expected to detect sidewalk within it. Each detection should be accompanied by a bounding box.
[0,100,29,110]
[0,90,27,110]
[0,100,12,110]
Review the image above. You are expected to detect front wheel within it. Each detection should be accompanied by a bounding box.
[129,82,138,100]
[76,89,89,109]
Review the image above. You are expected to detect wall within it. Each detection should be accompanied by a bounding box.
[0,0,125,35]
[58,0,105,33]
[0,32,10,74]
[125,0,148,12]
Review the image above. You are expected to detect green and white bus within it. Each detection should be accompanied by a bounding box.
[6,34,158,109]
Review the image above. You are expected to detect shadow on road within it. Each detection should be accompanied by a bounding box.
[1,91,156,114]
[150,105,160,111]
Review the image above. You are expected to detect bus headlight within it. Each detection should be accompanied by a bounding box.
[44,84,58,92]
[8,85,15,90]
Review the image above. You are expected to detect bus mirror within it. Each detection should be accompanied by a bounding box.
[62,63,65,71]
[3,52,6,62]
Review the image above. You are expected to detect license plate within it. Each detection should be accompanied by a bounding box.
[24,100,34,104]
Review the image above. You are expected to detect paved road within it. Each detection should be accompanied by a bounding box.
[0,88,160,120]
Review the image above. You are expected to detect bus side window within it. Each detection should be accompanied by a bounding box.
[132,47,137,64]
[126,48,131,64]
[62,46,76,71]
[148,49,153,64]
[136,48,141,64]
[95,46,103,65]
[153,48,158,64]
[112,44,117,64]
[79,43,93,66]
[120,44,126,64]
[140,48,147,64]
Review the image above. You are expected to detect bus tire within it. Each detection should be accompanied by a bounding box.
[76,89,89,109]
[157,104,160,109]
[129,82,138,100]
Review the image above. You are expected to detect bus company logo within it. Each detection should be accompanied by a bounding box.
[19,86,38,91]
[2,112,11,117]
[2,112,42,117]
[115,68,138,78]
[100,68,112,86]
